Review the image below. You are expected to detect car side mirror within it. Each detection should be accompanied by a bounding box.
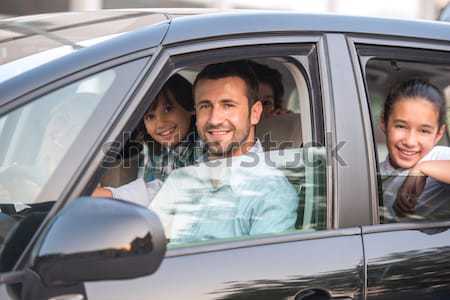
[30,197,166,286]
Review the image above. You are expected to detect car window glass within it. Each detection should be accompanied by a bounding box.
[0,60,143,206]
[364,57,450,224]
[97,55,327,249]
[0,11,166,74]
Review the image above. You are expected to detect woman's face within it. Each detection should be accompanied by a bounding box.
[382,97,445,169]
[144,91,192,148]
[259,82,275,116]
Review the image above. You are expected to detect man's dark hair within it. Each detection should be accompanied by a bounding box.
[193,60,259,106]
[248,61,284,109]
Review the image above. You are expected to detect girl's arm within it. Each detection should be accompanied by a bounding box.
[413,160,450,184]
[394,160,450,216]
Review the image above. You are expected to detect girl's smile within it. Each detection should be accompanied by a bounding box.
[382,97,445,169]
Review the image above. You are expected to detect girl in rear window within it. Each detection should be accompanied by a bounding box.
[380,79,450,222]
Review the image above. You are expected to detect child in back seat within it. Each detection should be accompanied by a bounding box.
[93,74,199,206]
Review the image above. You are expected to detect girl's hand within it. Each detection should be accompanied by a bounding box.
[92,187,113,198]
[394,167,426,216]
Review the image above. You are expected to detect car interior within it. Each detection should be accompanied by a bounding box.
[99,56,327,232]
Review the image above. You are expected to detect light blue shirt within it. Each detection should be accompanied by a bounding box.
[150,140,299,245]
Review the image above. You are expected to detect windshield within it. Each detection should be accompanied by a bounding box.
[0,11,166,82]
[0,58,146,206]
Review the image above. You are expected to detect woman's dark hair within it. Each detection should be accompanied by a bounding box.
[383,79,447,127]
[193,60,259,107]
[248,61,284,109]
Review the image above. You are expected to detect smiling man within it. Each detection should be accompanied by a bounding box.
[150,61,298,245]
[194,61,263,159]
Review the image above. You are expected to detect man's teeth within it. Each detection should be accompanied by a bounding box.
[209,130,229,135]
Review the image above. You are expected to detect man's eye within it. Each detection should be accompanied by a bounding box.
[224,103,235,108]
[420,129,432,134]
[198,103,210,110]
[394,124,406,129]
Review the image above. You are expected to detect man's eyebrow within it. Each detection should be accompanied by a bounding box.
[220,99,239,104]
[420,124,435,130]
[196,99,212,105]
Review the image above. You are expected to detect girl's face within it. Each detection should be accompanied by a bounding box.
[382,97,446,169]
[144,91,192,148]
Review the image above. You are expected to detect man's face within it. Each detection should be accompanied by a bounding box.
[195,76,262,157]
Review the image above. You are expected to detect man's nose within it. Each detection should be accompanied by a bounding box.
[207,106,225,126]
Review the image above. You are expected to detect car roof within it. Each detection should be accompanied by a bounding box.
[1,9,449,108]
[163,10,450,45]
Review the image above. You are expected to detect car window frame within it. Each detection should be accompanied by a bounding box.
[80,33,342,256]
[8,51,154,273]
[348,34,450,228]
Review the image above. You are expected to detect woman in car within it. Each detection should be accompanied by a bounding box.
[380,79,450,222]
[248,61,287,117]
[93,74,199,205]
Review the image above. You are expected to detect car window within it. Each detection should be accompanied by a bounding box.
[0,11,166,81]
[362,50,450,224]
[97,54,327,249]
[0,60,145,207]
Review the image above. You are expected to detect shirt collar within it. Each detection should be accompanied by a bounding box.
[198,139,264,192]
[195,139,263,164]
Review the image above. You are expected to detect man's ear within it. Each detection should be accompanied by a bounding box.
[250,100,263,125]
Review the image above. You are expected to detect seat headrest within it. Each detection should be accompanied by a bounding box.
[256,113,302,151]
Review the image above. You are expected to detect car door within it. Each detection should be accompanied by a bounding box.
[80,30,367,300]
[0,47,154,300]
[351,35,450,299]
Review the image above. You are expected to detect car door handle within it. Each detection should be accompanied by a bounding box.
[48,294,85,300]
[293,288,352,300]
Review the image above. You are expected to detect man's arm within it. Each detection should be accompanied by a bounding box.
[249,178,298,235]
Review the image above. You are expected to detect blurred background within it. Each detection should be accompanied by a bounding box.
[0,0,449,21]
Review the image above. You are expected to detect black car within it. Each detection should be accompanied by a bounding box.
[0,9,450,300]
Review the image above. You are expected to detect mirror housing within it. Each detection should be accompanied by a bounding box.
[31,197,166,286]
